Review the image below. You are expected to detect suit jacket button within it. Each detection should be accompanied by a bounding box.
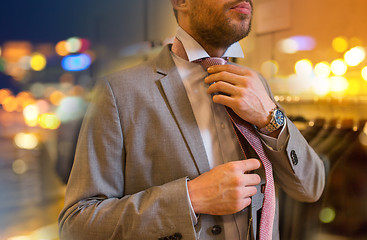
[211,225,222,235]
[290,150,298,165]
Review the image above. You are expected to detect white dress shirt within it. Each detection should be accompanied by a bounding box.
[172,27,288,239]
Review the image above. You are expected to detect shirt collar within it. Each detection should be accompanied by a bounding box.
[176,27,245,62]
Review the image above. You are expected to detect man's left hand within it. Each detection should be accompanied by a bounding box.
[205,64,276,128]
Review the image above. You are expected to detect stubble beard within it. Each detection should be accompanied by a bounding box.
[189,6,252,50]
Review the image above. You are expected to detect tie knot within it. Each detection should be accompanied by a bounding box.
[194,57,228,71]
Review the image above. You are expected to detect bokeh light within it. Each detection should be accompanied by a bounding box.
[30,53,47,71]
[62,53,92,71]
[295,59,313,76]
[49,90,65,106]
[56,96,87,122]
[14,132,39,150]
[39,113,61,130]
[2,41,32,63]
[18,55,32,70]
[55,41,69,56]
[319,207,336,224]
[346,78,360,96]
[314,62,331,78]
[330,59,348,76]
[60,73,75,84]
[23,104,39,123]
[35,99,50,113]
[361,66,367,81]
[66,37,82,53]
[332,36,348,53]
[329,76,349,93]
[313,77,329,96]
[0,57,5,72]
[0,89,12,103]
[344,46,366,67]
[278,38,298,54]
[16,91,36,109]
[291,36,316,51]
[79,38,91,52]
[30,83,46,98]
[12,159,28,175]
[278,36,316,54]
[2,96,18,112]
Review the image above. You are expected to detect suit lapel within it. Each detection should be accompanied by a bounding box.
[154,45,210,175]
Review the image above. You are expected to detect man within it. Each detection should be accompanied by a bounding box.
[58,0,325,239]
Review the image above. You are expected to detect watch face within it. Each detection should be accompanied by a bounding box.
[274,109,285,126]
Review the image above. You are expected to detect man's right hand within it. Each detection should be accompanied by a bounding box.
[187,159,261,215]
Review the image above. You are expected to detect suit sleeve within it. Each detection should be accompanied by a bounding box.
[257,73,325,202]
[58,79,196,240]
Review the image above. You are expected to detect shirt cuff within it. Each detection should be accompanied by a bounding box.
[186,178,199,225]
[257,120,289,151]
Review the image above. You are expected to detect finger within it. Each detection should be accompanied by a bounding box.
[242,186,258,198]
[207,64,254,76]
[204,71,243,86]
[238,159,262,173]
[211,94,236,108]
[207,81,238,96]
[242,174,261,186]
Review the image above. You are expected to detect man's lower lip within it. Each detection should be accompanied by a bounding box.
[231,7,251,15]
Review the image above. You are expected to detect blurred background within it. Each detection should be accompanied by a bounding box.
[0,0,366,239]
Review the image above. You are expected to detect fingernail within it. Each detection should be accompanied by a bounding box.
[207,67,213,72]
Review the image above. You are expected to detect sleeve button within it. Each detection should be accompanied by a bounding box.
[211,225,222,235]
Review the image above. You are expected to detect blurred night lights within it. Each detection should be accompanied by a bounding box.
[329,76,349,93]
[39,113,61,130]
[314,62,331,78]
[30,53,47,71]
[362,66,367,81]
[23,104,39,124]
[319,207,336,224]
[14,132,39,150]
[344,46,366,67]
[55,41,69,56]
[12,159,28,175]
[2,96,18,112]
[66,37,82,53]
[56,96,87,122]
[295,59,313,76]
[313,77,329,96]
[331,59,348,76]
[49,90,66,106]
[0,89,12,103]
[278,36,316,54]
[62,53,92,71]
[332,36,349,53]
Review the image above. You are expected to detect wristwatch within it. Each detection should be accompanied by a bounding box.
[258,108,285,134]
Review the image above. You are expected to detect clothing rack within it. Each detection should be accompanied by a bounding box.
[277,95,367,239]
[276,95,367,128]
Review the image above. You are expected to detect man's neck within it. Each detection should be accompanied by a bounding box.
[181,26,228,57]
[197,39,228,57]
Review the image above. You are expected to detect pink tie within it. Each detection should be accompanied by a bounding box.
[196,57,276,240]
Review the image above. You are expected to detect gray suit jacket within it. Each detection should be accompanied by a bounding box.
[58,45,325,240]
